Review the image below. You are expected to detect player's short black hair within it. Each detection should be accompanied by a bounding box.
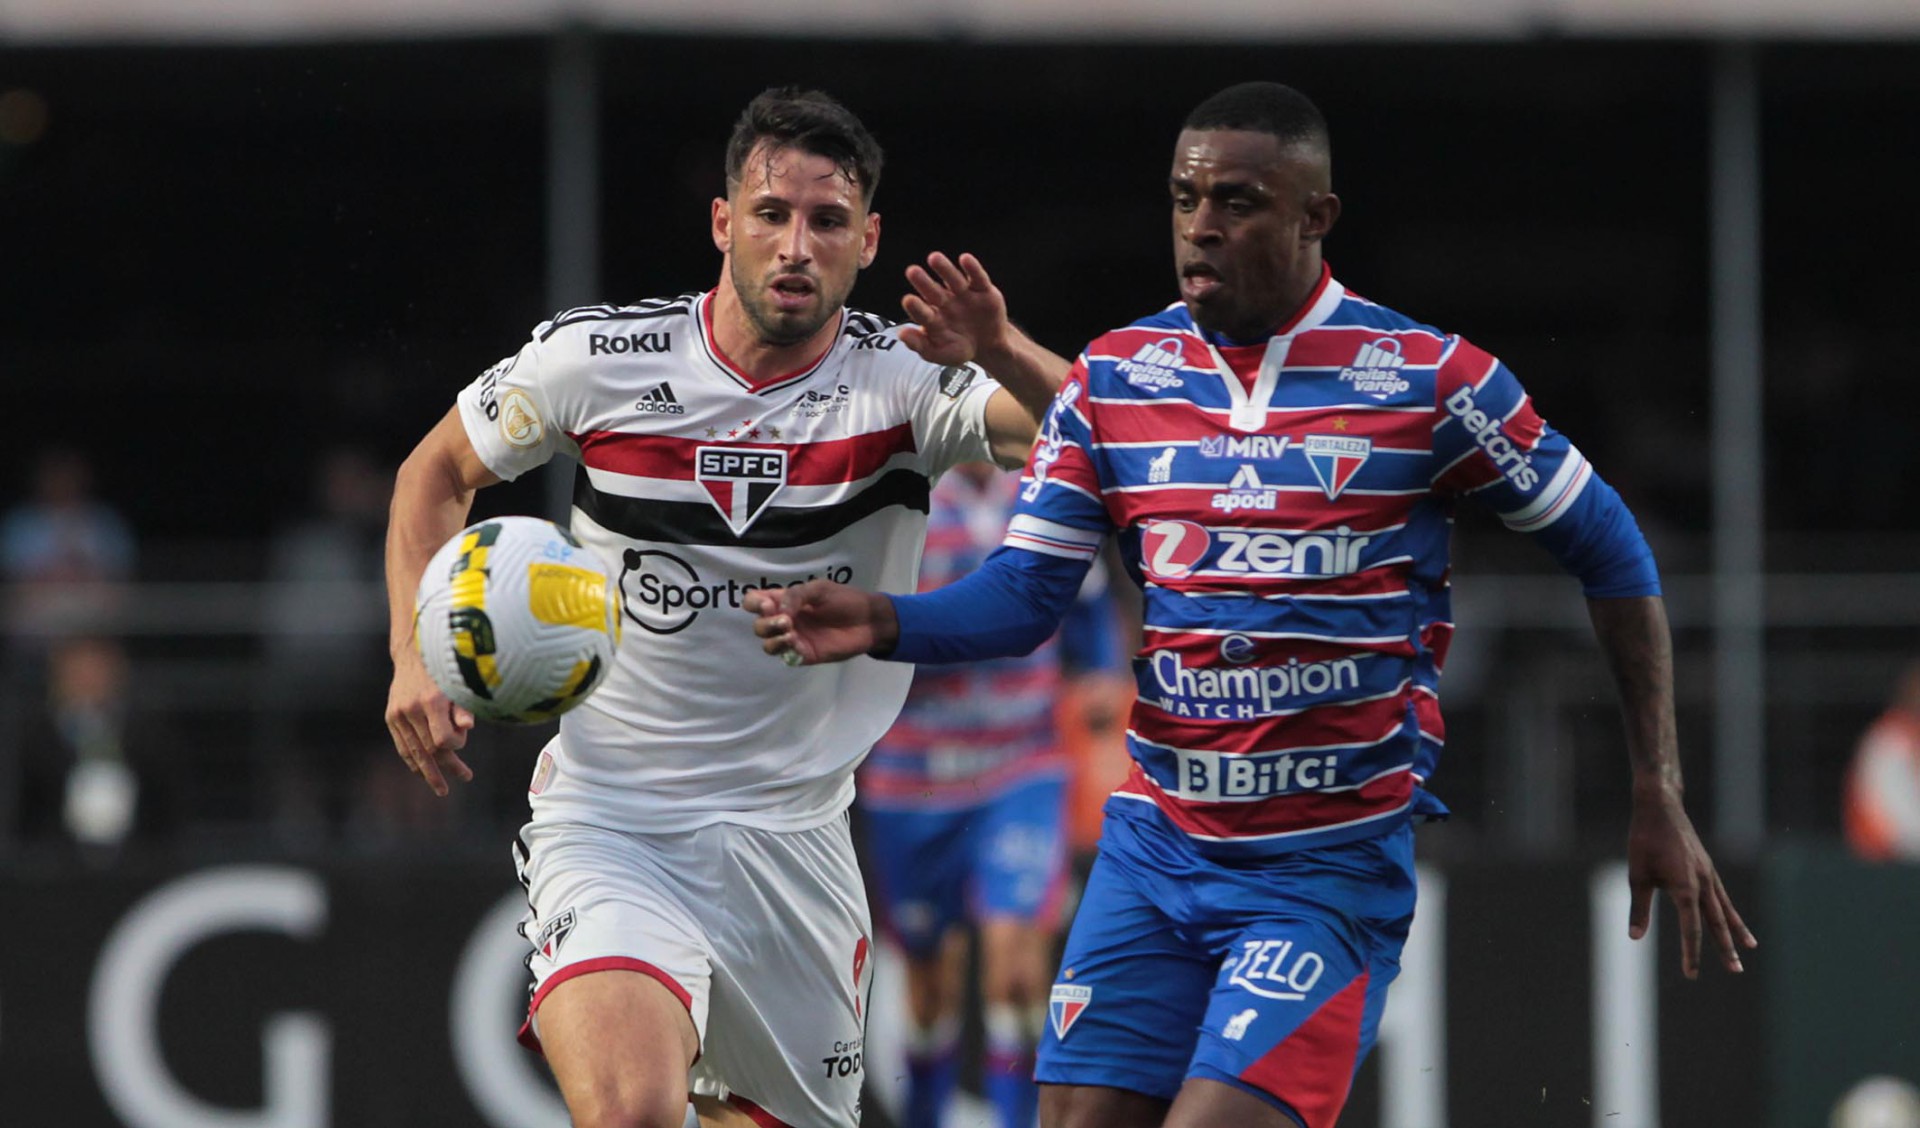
[725,87,885,205]
[1183,82,1330,155]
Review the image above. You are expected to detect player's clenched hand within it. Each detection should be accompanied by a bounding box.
[1626,782,1757,978]
[745,579,900,667]
[897,252,1011,368]
[384,651,475,797]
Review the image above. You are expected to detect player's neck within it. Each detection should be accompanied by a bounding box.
[707,284,842,386]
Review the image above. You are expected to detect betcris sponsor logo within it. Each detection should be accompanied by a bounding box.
[1147,649,1361,720]
[1140,520,1373,581]
[1444,385,1539,491]
[619,548,851,634]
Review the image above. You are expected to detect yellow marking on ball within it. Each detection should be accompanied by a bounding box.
[527,563,611,630]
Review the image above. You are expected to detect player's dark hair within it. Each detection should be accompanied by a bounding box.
[1183,82,1330,155]
[725,87,885,205]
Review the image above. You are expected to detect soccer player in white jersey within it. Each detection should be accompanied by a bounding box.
[382,88,1069,1128]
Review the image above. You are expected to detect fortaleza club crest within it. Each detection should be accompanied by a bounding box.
[1303,434,1372,500]
[1049,983,1092,1039]
[696,446,788,535]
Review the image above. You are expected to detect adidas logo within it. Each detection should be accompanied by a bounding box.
[635,384,686,415]
[1338,337,1411,399]
[1114,336,1187,391]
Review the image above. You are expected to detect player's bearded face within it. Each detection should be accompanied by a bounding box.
[1170,129,1333,341]
[723,143,878,347]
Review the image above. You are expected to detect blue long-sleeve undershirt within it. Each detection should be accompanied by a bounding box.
[887,546,1089,665]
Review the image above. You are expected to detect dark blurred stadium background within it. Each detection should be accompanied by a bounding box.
[3,3,1918,1126]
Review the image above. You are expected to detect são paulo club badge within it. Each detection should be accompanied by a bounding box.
[696,446,788,535]
[1140,519,1210,580]
[1050,983,1092,1039]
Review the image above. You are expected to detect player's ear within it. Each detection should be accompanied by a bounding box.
[1303,191,1341,245]
[712,197,733,254]
[858,210,880,270]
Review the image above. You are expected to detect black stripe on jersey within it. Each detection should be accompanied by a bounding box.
[539,295,696,341]
[574,465,931,548]
[845,309,894,338]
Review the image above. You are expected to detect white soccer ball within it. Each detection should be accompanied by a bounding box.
[413,515,621,725]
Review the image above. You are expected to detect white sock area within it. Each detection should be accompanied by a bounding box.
[907,1014,963,1059]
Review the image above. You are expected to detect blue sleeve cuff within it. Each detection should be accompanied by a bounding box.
[1529,475,1662,598]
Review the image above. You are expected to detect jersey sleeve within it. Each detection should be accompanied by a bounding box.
[1431,337,1658,597]
[887,360,1115,664]
[454,320,584,482]
[903,359,1000,481]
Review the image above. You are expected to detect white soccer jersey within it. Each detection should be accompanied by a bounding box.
[456,290,1001,833]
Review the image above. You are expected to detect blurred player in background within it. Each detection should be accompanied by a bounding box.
[383,87,1067,1128]
[748,81,1757,1128]
[860,460,1127,1128]
[1843,659,1920,862]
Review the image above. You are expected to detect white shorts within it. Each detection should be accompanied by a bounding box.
[514,813,873,1128]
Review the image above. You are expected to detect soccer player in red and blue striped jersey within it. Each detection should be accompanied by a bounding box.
[748,81,1755,1128]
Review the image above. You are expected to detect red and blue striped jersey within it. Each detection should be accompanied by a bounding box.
[861,468,1115,809]
[1003,268,1607,857]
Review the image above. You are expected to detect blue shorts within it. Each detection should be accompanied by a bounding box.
[860,773,1068,958]
[1037,800,1416,1128]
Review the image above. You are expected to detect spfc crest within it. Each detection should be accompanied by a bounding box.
[696,446,788,535]
[1303,434,1372,500]
[1049,983,1092,1039]
[536,908,576,960]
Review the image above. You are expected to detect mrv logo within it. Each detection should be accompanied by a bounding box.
[1140,520,1373,580]
[620,549,851,634]
[1148,650,1360,718]
[1198,434,1290,460]
[1444,386,1539,491]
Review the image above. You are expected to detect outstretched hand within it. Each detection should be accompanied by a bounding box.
[384,653,475,796]
[1626,783,1758,977]
[897,252,1011,367]
[744,579,900,667]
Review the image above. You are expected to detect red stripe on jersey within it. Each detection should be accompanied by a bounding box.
[1412,685,1444,743]
[1094,399,1432,448]
[1421,620,1455,668]
[1141,629,1418,661]
[573,424,917,486]
[1143,565,1414,600]
[1131,689,1411,756]
[1027,440,1102,497]
[1240,968,1370,1128]
[1282,328,1449,370]
[1434,338,1497,400]
[1116,762,1413,838]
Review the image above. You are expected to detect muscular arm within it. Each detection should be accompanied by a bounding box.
[1587,595,1757,976]
[896,252,1070,469]
[383,406,501,795]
